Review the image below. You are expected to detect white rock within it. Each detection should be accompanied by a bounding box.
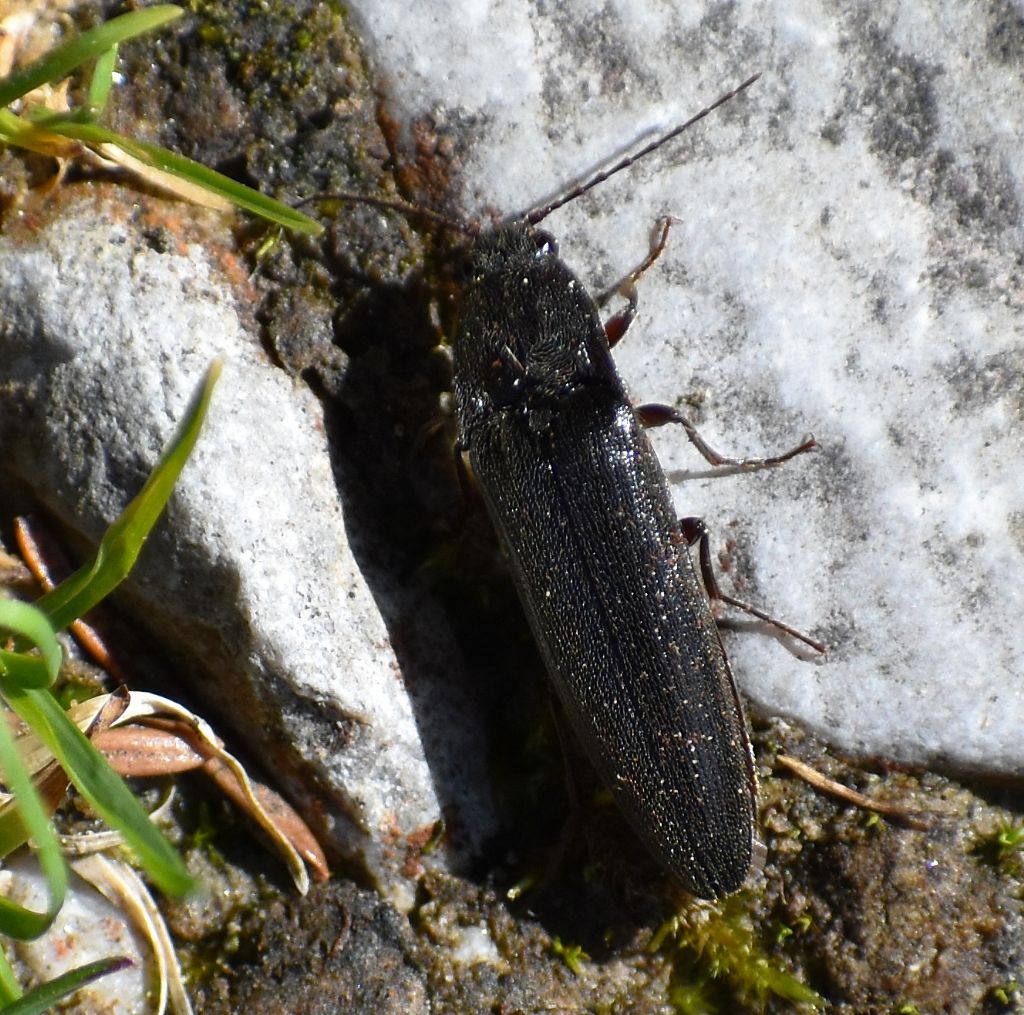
[350,0,1024,774]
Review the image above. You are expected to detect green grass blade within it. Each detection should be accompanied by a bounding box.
[0,108,67,154]
[0,713,67,939]
[0,601,62,688]
[36,362,221,633]
[25,43,118,128]
[85,44,118,117]
[41,120,323,234]
[0,654,49,692]
[6,366,217,899]
[0,108,25,141]
[0,956,132,1015]
[1,686,192,898]
[0,947,21,1004]
[0,796,36,861]
[0,7,183,109]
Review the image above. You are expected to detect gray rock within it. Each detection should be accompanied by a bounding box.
[0,196,495,903]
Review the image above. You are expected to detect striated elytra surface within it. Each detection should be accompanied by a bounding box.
[454,224,757,898]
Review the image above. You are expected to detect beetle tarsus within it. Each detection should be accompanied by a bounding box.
[680,516,827,654]
[639,404,817,472]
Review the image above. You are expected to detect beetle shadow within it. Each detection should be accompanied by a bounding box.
[715,615,828,662]
[310,252,574,875]
[665,464,770,483]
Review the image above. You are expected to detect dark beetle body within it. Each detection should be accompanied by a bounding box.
[453,224,757,898]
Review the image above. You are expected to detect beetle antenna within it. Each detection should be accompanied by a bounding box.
[525,72,761,226]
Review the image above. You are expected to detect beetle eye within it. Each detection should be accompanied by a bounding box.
[532,230,558,260]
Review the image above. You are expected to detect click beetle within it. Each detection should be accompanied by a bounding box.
[449,74,821,899]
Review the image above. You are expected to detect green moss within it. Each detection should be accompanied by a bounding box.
[972,819,1024,878]
[550,936,590,976]
[182,0,351,103]
[653,896,825,1013]
[186,800,222,854]
[987,979,1020,1006]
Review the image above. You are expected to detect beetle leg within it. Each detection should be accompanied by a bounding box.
[601,286,638,349]
[599,217,676,347]
[638,405,817,472]
[680,517,827,654]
